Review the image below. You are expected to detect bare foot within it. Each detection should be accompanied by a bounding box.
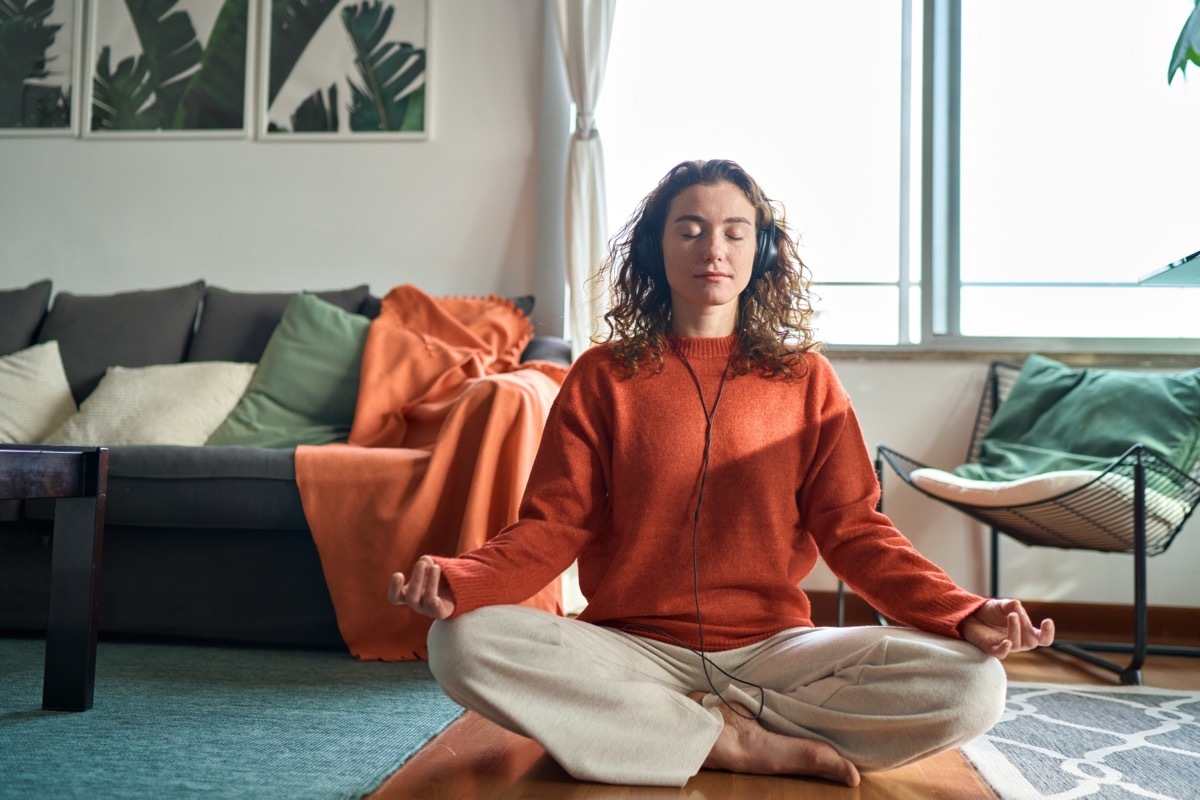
[691,692,861,787]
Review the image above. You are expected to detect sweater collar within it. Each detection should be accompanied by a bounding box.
[667,334,738,359]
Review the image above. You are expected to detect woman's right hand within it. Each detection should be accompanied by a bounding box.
[388,555,457,620]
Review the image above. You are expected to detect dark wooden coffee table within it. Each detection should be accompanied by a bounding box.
[0,444,108,711]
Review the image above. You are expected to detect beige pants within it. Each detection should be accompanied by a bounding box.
[427,605,1006,786]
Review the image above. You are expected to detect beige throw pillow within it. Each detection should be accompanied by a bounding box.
[0,340,78,443]
[44,362,256,446]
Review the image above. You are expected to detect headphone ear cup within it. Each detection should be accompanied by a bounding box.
[754,223,778,277]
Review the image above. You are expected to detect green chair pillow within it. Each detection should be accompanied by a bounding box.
[955,354,1200,481]
[206,293,370,448]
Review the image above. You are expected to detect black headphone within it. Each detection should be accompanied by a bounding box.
[636,212,779,282]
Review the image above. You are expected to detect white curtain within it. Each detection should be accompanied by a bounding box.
[553,0,615,356]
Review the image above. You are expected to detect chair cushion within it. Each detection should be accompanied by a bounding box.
[911,466,1190,546]
[0,341,77,443]
[206,293,369,448]
[186,285,369,363]
[43,362,256,446]
[911,467,1102,507]
[955,354,1200,482]
[0,280,52,356]
[36,281,206,404]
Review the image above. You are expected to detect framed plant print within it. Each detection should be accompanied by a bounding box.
[82,0,255,137]
[0,0,83,136]
[259,0,429,140]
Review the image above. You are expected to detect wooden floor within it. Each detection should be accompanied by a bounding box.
[371,647,1200,799]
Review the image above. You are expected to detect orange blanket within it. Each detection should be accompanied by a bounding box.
[295,285,568,660]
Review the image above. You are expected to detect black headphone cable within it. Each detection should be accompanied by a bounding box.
[622,340,766,721]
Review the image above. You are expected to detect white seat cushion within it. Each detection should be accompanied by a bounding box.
[910,467,1103,507]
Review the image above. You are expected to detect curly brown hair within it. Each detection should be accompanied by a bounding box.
[594,159,819,378]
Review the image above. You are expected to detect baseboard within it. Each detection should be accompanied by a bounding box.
[807,591,1200,647]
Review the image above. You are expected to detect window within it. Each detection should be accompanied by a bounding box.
[596,0,909,345]
[955,0,1200,344]
[597,1,1200,350]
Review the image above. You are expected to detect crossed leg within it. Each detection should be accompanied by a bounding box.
[427,606,1004,787]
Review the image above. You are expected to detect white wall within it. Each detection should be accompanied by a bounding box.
[0,0,568,336]
[1,0,1193,611]
[829,360,1200,609]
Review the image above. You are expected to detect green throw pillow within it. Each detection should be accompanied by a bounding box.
[206,292,370,448]
[955,354,1200,481]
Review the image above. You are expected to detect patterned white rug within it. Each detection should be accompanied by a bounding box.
[961,681,1200,800]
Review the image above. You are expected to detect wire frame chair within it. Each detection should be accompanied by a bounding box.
[877,361,1200,685]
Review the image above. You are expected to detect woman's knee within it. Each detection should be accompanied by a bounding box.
[426,610,497,692]
[427,606,559,692]
[953,652,1007,740]
[426,617,465,692]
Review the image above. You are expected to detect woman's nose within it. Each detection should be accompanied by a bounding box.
[704,234,725,263]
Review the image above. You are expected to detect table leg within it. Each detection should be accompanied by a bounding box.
[42,495,106,712]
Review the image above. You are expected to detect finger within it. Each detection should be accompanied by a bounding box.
[387,573,407,605]
[406,560,428,608]
[423,562,442,608]
[1039,618,1056,647]
[1007,612,1021,647]
[1010,609,1039,651]
[990,638,1013,659]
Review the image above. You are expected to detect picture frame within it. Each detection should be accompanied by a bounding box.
[0,0,83,137]
[258,0,429,141]
[82,0,256,138]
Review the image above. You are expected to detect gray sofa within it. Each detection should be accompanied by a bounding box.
[0,280,569,649]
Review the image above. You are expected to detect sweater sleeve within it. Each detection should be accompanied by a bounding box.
[799,357,987,637]
[431,348,612,615]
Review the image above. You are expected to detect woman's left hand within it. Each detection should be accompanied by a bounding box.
[959,598,1055,659]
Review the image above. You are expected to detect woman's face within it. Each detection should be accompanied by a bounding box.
[660,181,757,336]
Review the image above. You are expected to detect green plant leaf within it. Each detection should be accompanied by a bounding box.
[90,46,157,130]
[268,0,341,107]
[172,0,249,129]
[341,1,426,132]
[1168,0,1200,84]
[123,0,203,125]
[20,83,68,127]
[0,0,63,128]
[291,82,338,131]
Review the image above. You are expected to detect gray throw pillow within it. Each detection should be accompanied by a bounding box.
[36,281,207,404]
[0,280,52,356]
[186,285,370,363]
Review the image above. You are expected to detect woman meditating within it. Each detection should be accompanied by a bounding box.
[389,158,1054,787]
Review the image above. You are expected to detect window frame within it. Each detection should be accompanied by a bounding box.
[824,0,1200,357]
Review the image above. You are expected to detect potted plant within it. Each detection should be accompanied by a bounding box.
[1169,0,1200,83]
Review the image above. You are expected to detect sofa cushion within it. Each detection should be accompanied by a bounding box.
[520,335,571,365]
[0,341,77,443]
[0,280,52,356]
[360,293,534,321]
[206,293,370,448]
[24,445,306,529]
[43,361,256,446]
[187,285,370,363]
[36,281,206,404]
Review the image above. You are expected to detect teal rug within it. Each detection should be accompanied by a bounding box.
[0,638,464,799]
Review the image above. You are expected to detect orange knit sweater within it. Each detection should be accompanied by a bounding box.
[435,335,987,651]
